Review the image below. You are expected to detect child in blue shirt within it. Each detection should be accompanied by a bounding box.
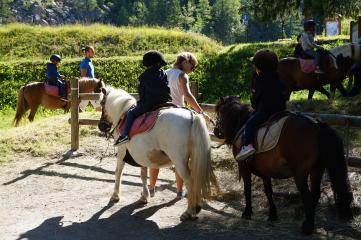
[114,50,172,146]
[46,54,66,99]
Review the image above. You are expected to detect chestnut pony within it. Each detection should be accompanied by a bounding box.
[214,96,353,234]
[13,78,105,126]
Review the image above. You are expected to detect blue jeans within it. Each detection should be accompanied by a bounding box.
[304,49,321,68]
[48,79,66,98]
[121,104,153,137]
[244,112,271,146]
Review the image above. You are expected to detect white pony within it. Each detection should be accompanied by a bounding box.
[98,87,219,221]
[330,42,361,61]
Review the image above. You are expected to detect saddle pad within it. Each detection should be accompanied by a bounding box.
[44,83,59,97]
[255,116,289,153]
[299,58,316,73]
[116,111,160,138]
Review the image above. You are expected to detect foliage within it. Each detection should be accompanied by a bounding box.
[0,23,222,61]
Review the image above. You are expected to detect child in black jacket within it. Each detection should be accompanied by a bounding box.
[114,50,172,146]
[236,49,286,161]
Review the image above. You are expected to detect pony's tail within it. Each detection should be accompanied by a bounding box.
[319,122,353,219]
[13,86,28,127]
[188,114,219,207]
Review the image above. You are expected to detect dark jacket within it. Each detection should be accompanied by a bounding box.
[250,71,286,114]
[137,67,172,107]
[46,63,61,82]
[294,43,303,58]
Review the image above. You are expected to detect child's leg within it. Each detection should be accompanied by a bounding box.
[149,168,159,188]
[244,112,269,146]
[56,79,66,98]
[175,171,184,193]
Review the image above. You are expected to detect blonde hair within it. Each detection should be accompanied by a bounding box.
[82,45,95,54]
[173,52,198,70]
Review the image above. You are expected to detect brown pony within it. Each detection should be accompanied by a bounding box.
[213,96,353,234]
[279,53,354,100]
[13,78,105,126]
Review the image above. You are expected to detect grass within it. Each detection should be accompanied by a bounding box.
[0,109,101,162]
[0,23,222,62]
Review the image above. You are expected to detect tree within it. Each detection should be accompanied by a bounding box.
[250,0,361,21]
[165,0,182,28]
[128,1,148,26]
[211,0,242,43]
[181,0,196,30]
[193,0,212,33]
[0,0,10,23]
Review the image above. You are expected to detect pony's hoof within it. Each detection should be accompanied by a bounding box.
[195,205,202,214]
[242,210,252,220]
[301,221,314,235]
[180,212,197,222]
[139,195,150,204]
[110,195,120,203]
[268,214,278,221]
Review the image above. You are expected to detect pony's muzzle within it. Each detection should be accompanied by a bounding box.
[98,120,112,133]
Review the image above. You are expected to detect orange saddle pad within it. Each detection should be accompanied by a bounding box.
[116,111,160,138]
[299,58,317,73]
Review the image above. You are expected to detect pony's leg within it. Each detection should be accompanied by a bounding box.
[294,176,314,235]
[239,161,253,219]
[139,167,150,204]
[307,89,315,100]
[316,87,330,99]
[309,167,324,225]
[110,148,126,203]
[28,105,39,122]
[262,177,277,221]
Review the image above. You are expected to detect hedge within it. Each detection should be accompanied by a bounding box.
[0,38,348,109]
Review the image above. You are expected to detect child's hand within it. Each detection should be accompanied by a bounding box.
[60,75,65,79]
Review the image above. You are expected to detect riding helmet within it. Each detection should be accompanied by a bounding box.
[303,19,316,30]
[50,54,61,62]
[142,50,167,67]
[250,49,278,72]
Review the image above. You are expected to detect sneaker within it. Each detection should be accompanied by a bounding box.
[235,145,256,161]
[148,186,155,197]
[114,135,130,146]
[176,191,187,199]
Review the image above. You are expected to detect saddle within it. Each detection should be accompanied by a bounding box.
[298,50,333,74]
[44,81,70,98]
[116,103,177,138]
[234,111,291,154]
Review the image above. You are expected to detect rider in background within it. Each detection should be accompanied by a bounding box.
[46,54,66,100]
[300,19,325,73]
[80,45,95,78]
[236,49,286,161]
[114,50,172,146]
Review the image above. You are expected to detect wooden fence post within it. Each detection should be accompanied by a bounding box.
[190,81,199,99]
[71,78,79,151]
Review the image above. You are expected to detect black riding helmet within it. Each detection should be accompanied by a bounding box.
[250,49,278,72]
[142,50,167,67]
[304,19,316,30]
[50,54,61,62]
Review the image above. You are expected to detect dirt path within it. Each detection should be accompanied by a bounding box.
[1,128,361,240]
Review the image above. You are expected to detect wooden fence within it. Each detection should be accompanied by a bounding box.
[69,79,361,167]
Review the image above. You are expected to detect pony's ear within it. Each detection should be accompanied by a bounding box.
[101,87,107,95]
[219,96,225,103]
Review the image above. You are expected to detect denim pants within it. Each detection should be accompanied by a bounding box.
[121,104,153,137]
[244,111,271,146]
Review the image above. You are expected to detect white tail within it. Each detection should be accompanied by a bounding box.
[188,114,219,207]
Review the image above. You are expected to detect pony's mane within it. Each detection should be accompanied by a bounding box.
[79,78,102,89]
[105,87,136,124]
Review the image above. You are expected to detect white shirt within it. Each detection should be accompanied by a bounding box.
[166,68,186,107]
